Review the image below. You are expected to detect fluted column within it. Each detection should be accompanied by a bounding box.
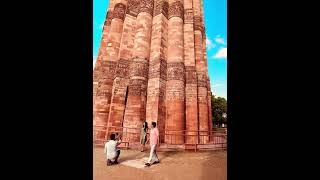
[183,0,198,144]
[93,0,127,139]
[207,78,213,141]
[107,0,140,135]
[93,0,115,105]
[165,0,185,144]
[123,0,154,142]
[145,0,168,143]
[193,0,208,144]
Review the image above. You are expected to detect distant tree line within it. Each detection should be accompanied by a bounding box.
[211,93,227,128]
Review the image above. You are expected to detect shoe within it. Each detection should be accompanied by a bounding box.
[107,159,114,166]
[145,163,151,166]
[114,161,119,164]
[153,161,159,164]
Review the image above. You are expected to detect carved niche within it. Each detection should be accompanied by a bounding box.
[168,1,184,20]
[167,62,185,82]
[113,3,126,21]
[139,0,154,16]
[127,0,140,17]
[154,0,169,19]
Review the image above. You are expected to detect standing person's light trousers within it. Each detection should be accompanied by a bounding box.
[148,144,159,163]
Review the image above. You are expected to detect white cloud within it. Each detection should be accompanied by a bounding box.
[213,48,227,59]
[206,37,216,50]
[212,83,223,88]
[215,37,226,45]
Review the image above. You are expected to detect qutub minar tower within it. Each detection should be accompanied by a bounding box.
[93,0,213,145]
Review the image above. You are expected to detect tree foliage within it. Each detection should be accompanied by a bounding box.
[211,93,227,126]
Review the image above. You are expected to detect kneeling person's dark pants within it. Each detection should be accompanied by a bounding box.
[107,150,120,165]
[114,150,120,162]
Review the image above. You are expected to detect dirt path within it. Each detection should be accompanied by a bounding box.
[93,147,227,180]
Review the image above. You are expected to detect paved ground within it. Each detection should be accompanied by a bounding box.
[93,147,227,180]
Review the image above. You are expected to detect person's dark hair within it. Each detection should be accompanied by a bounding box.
[110,134,116,140]
[143,121,148,130]
[152,122,156,128]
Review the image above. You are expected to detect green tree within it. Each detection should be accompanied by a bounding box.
[211,93,227,128]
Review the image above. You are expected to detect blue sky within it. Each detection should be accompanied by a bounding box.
[93,0,227,99]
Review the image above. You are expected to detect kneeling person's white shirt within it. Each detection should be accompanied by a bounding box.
[104,140,121,160]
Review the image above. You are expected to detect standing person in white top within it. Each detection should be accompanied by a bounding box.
[145,122,160,166]
[104,133,122,166]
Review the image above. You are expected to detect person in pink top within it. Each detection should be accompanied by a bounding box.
[145,122,159,166]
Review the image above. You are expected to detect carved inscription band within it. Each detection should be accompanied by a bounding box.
[197,73,207,88]
[115,59,130,78]
[129,57,149,78]
[167,62,185,82]
[148,58,167,80]
[185,66,197,84]
[128,79,148,96]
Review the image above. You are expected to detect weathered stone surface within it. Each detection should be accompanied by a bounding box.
[127,0,140,17]
[139,0,154,16]
[168,1,184,20]
[154,0,169,18]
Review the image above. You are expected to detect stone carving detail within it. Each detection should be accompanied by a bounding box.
[184,8,193,24]
[128,79,147,96]
[154,0,169,19]
[194,16,203,32]
[168,1,184,20]
[113,3,126,21]
[197,72,207,88]
[139,0,154,16]
[198,88,208,104]
[148,58,167,80]
[127,0,140,17]
[112,78,129,97]
[185,66,197,84]
[202,26,206,38]
[115,59,130,78]
[167,62,185,82]
[185,84,198,102]
[129,57,149,78]
[97,61,117,83]
[166,81,185,101]
[105,11,113,26]
[96,90,112,98]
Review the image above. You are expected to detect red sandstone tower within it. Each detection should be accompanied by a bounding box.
[93,0,213,145]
